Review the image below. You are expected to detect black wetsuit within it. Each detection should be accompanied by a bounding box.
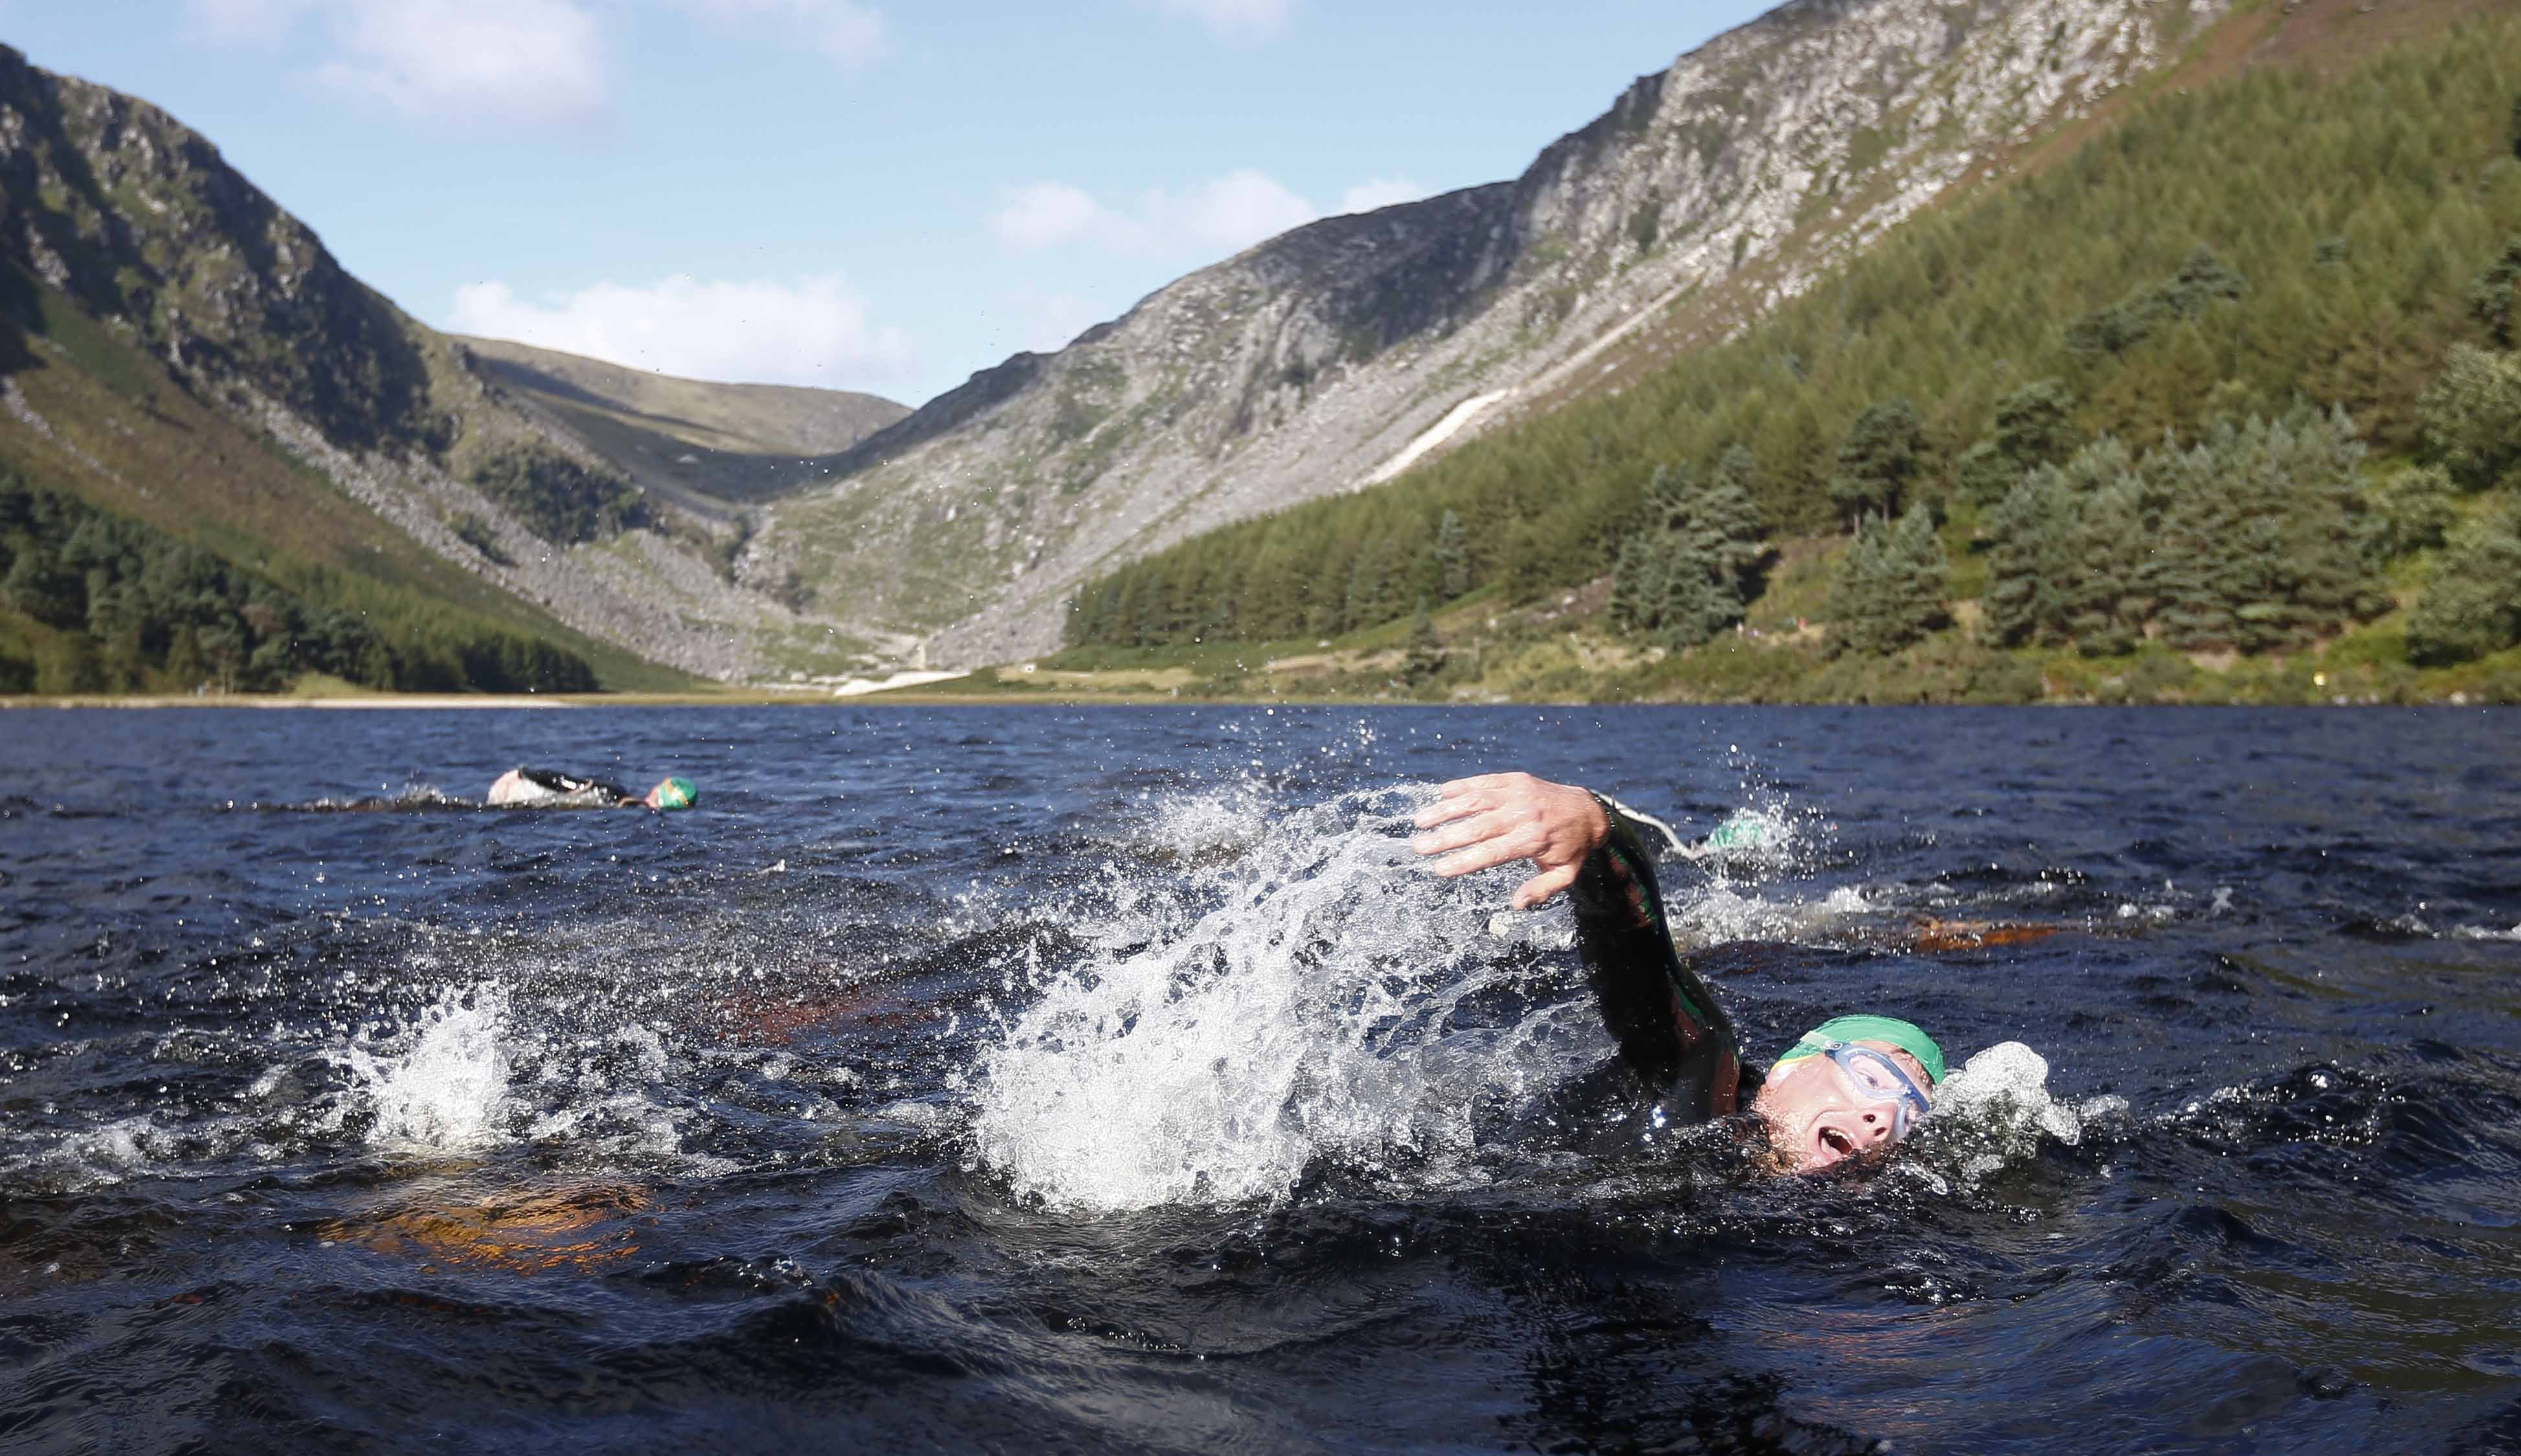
[500,768,639,807]
[1565,796,1753,1121]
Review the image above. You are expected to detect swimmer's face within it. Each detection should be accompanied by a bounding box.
[1751,1040,1935,1172]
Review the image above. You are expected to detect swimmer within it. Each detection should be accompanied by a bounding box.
[1413,772,1943,1172]
[487,767,696,811]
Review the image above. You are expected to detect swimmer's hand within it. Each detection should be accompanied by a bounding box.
[1411,772,1609,909]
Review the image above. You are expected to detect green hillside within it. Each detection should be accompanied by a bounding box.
[0,264,693,693]
[0,44,768,695]
[1063,5,2521,704]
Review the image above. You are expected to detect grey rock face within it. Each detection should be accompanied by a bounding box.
[775,0,2228,667]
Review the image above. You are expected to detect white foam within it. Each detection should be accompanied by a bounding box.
[1664,880,1871,948]
[1906,1040,2106,1189]
[1126,785,1269,864]
[967,790,1584,1213]
[345,984,515,1153]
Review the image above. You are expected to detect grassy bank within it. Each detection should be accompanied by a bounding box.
[924,571,2521,706]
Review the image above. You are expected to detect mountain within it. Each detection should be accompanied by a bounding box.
[1055,0,2521,704]
[0,47,910,689]
[768,0,2236,667]
[454,336,906,517]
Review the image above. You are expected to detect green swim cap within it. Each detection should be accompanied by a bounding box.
[1707,816,1768,850]
[1775,1014,1946,1084]
[653,776,697,810]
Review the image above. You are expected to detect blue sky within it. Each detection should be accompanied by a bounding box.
[8,1,1774,407]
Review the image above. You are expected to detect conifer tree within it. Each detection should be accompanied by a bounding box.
[1827,506,1946,656]
[1433,509,1470,599]
[1997,381,2079,473]
[1879,502,1953,645]
[2065,480,2151,655]
[1959,379,2081,505]
[2467,236,2521,347]
[1609,458,1767,648]
[1713,443,1763,505]
[1830,397,1928,525]
[2421,344,2521,491]
[2407,503,2521,664]
[1951,439,2008,510]
[1826,524,1891,656]
[1406,597,1443,680]
[1610,534,1667,633]
[1655,533,1736,649]
[1639,462,1696,532]
[1342,536,1390,633]
[1691,453,1771,599]
[2370,465,2461,557]
[2160,245,2248,318]
[1982,466,2078,645]
[2148,432,2240,649]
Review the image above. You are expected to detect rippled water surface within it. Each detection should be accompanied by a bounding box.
[2,704,2517,1454]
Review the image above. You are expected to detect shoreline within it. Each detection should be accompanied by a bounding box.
[3,690,2509,710]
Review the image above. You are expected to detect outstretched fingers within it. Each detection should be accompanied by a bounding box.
[1424,835,1538,880]
[1414,774,1512,829]
[1512,862,1581,910]
[1409,772,1597,903]
[1410,809,1510,858]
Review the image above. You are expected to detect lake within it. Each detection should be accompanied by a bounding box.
[1,704,2515,1453]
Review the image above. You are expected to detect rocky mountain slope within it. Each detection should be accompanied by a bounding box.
[771,0,2234,667]
[455,335,906,518]
[0,47,905,684]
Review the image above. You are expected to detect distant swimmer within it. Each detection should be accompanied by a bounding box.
[1414,772,1944,1173]
[487,768,697,811]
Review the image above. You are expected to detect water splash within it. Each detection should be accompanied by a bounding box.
[1682,805,1812,874]
[345,984,516,1153]
[1655,787,1866,947]
[278,783,474,812]
[1906,1041,2118,1189]
[967,789,1584,1213]
[1668,882,1872,948]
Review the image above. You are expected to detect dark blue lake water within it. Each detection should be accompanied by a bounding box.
[1,704,2516,1454]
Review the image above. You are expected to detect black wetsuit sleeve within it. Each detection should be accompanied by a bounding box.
[520,767,635,803]
[1567,795,1744,1121]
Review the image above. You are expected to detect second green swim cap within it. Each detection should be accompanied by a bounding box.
[653,776,697,810]
[1775,1014,1947,1084]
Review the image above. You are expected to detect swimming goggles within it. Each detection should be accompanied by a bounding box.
[1811,1040,1934,1139]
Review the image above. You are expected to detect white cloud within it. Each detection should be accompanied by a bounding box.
[188,0,318,43]
[676,0,886,68]
[989,182,1134,253]
[186,0,610,129]
[1166,169,1319,253]
[990,168,1422,263]
[317,0,606,127]
[1336,177,1428,216]
[447,274,917,389]
[188,0,887,128]
[1154,0,1292,41]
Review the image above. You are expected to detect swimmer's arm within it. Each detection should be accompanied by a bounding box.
[1567,799,1739,1103]
[1413,773,1740,1108]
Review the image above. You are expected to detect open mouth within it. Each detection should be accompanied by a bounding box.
[1815,1125,1857,1160]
